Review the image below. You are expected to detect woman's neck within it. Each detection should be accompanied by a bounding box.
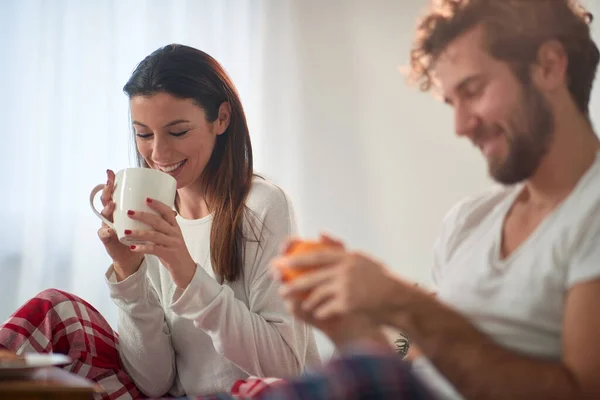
[176,185,211,220]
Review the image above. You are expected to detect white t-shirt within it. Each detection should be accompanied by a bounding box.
[413,152,600,399]
[105,178,320,397]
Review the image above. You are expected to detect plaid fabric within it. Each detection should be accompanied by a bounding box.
[203,350,433,400]
[0,289,431,400]
[0,289,141,400]
[0,289,278,400]
[258,351,433,400]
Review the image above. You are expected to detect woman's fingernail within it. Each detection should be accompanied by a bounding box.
[127,210,135,216]
[146,198,152,203]
[124,230,132,235]
[130,245,136,250]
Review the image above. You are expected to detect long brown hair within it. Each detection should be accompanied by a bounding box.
[123,44,254,282]
[409,0,598,117]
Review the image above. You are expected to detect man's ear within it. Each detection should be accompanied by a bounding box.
[531,40,568,92]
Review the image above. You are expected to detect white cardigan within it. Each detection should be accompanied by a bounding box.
[105,178,320,397]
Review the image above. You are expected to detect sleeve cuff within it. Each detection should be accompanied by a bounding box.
[170,264,223,320]
[105,259,149,303]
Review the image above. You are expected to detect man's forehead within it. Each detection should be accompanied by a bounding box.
[432,26,492,94]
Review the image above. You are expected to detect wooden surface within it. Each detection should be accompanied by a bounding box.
[0,367,103,400]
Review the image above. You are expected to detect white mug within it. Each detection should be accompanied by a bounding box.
[90,168,177,245]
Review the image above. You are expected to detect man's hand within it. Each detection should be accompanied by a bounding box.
[275,242,407,323]
[273,234,393,349]
[286,294,391,349]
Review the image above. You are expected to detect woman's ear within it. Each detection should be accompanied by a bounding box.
[214,101,231,135]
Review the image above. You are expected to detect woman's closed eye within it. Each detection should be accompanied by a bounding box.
[136,132,153,139]
[170,130,189,137]
[135,130,190,139]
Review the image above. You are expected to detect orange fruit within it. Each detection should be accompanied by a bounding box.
[277,240,335,283]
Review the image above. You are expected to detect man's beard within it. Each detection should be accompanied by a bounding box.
[478,85,555,185]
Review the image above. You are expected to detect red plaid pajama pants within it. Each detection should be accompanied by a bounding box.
[0,289,278,400]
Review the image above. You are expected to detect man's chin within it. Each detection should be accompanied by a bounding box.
[489,165,530,185]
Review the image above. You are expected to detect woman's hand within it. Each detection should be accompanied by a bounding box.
[97,169,144,281]
[124,197,197,289]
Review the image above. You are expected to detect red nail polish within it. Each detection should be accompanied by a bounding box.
[146,198,153,203]
[130,245,136,250]
[124,230,132,235]
[127,210,134,216]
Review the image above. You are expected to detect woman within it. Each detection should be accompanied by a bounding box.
[0,44,319,399]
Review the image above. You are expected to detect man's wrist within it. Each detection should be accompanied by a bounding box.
[334,327,392,352]
[379,280,436,329]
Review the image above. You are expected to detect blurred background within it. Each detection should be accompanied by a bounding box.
[0,0,599,359]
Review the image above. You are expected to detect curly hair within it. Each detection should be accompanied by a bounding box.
[409,0,599,116]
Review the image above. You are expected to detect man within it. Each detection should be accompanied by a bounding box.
[270,0,600,399]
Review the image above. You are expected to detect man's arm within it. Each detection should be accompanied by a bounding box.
[385,278,600,400]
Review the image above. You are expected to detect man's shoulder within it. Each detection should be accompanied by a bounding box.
[561,159,600,253]
[571,157,600,217]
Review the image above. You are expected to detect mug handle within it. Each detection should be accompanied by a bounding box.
[89,184,115,231]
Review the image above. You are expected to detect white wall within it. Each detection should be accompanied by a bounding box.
[258,0,600,357]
